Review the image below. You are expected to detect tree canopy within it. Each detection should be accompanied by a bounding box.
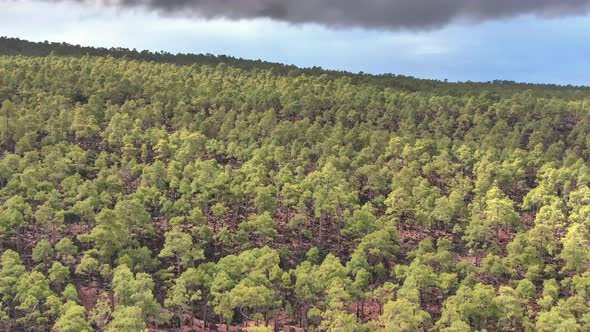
[0,37,588,331]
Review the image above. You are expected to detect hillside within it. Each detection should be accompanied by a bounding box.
[0,41,589,331]
[2,36,589,97]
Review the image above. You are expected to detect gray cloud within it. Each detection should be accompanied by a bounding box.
[44,0,590,29]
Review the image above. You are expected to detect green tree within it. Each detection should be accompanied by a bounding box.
[305,162,356,243]
[158,228,204,276]
[48,262,70,291]
[239,212,278,245]
[32,239,54,270]
[494,286,526,331]
[89,292,112,331]
[78,208,129,260]
[62,284,80,303]
[55,238,78,265]
[112,265,161,324]
[114,198,154,239]
[164,268,202,329]
[105,306,146,332]
[0,196,32,250]
[75,251,100,283]
[560,223,590,274]
[0,250,26,315]
[14,271,56,330]
[53,301,93,332]
[465,186,520,253]
[379,297,431,332]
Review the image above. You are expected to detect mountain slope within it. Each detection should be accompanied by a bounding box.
[0,42,588,331]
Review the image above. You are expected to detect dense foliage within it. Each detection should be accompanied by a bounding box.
[0,40,590,331]
[3,36,590,96]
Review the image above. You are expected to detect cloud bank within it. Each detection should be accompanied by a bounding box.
[39,0,590,29]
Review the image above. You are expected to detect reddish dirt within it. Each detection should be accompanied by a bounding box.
[77,283,102,312]
[352,299,382,321]
[150,316,305,332]
[521,211,536,227]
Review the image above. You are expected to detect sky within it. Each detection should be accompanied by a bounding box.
[2,0,590,85]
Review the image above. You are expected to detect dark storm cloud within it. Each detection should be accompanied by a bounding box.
[48,0,590,29]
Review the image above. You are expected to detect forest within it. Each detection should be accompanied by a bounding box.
[0,37,589,331]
